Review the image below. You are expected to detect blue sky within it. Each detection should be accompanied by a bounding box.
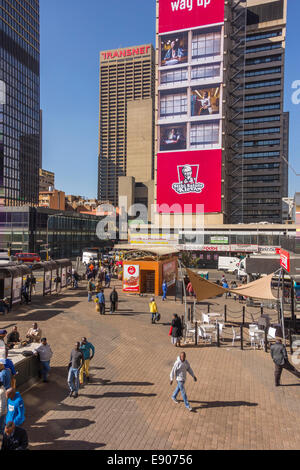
[40,0,299,199]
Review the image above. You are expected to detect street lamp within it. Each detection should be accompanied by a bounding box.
[46,213,64,261]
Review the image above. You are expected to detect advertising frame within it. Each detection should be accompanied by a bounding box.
[123,264,140,293]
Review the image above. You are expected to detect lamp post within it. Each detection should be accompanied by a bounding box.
[46,213,64,261]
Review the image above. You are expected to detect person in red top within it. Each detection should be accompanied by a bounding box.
[186,281,195,297]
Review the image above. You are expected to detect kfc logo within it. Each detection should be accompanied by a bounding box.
[128,266,136,275]
[172,164,205,195]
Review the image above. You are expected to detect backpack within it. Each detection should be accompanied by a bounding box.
[156,313,161,322]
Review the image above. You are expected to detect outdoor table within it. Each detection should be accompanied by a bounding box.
[202,324,216,332]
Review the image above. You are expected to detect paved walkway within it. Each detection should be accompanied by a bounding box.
[1,282,300,450]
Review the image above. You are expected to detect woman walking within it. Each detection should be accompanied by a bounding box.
[171,314,182,347]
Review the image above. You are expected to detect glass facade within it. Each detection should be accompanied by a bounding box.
[0,0,40,206]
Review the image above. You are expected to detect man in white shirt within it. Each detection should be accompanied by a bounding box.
[170,351,197,412]
[34,338,53,383]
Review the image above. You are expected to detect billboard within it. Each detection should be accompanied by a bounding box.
[161,32,188,66]
[163,260,177,287]
[123,265,140,293]
[160,125,187,151]
[280,249,290,273]
[159,0,225,34]
[191,87,220,116]
[157,149,222,213]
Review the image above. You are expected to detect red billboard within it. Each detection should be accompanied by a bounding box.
[157,149,222,213]
[159,0,225,34]
[280,249,290,273]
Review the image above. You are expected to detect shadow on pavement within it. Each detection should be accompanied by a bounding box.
[30,439,105,450]
[82,392,157,399]
[88,380,154,387]
[189,400,258,410]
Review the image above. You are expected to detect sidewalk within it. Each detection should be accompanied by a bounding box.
[1,280,300,450]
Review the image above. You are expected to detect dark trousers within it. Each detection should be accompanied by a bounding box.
[275,360,300,385]
[110,301,116,313]
[100,303,105,315]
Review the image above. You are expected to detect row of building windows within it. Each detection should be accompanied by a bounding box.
[244,175,279,182]
[243,186,280,194]
[242,127,280,136]
[246,43,281,54]
[244,103,281,113]
[244,198,280,205]
[245,67,281,77]
[243,139,280,147]
[245,79,281,89]
[243,151,280,159]
[243,115,280,124]
[244,162,280,170]
[246,54,282,66]
[160,64,221,85]
[245,91,281,101]
[246,30,282,42]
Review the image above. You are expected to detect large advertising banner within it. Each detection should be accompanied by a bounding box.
[157,149,222,213]
[12,277,22,305]
[44,271,51,295]
[159,0,225,34]
[61,267,67,288]
[163,260,177,287]
[123,265,140,293]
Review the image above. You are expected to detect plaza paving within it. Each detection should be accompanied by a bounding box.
[1,280,300,450]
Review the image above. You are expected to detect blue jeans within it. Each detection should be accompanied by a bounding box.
[68,367,80,392]
[41,361,51,381]
[162,291,167,300]
[151,313,156,323]
[88,292,93,302]
[0,414,6,435]
[172,380,190,408]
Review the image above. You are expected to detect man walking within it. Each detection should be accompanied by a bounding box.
[87,279,94,302]
[79,337,95,385]
[162,280,168,301]
[149,298,158,324]
[170,352,197,412]
[270,337,300,386]
[97,289,106,315]
[68,342,84,398]
[34,338,53,383]
[5,388,25,426]
[110,287,118,314]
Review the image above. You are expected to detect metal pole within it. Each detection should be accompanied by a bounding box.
[224,304,227,323]
[242,306,245,326]
[240,326,243,350]
[217,323,220,348]
[264,328,268,353]
[281,269,286,346]
[195,321,198,346]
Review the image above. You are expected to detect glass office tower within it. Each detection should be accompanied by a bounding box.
[0,0,40,206]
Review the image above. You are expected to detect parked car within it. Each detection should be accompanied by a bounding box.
[16,253,41,263]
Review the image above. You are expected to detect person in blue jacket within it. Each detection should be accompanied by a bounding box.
[0,361,11,390]
[162,280,168,301]
[97,290,106,315]
[5,388,25,426]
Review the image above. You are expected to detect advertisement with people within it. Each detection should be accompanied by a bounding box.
[123,265,140,293]
[160,125,187,151]
[161,32,188,66]
[157,149,222,213]
[191,87,220,116]
[61,267,67,288]
[12,277,22,305]
[44,271,51,294]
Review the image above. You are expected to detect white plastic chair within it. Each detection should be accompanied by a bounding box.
[202,313,210,324]
[249,324,259,349]
[184,322,195,343]
[232,326,241,347]
[267,327,277,342]
[198,326,212,344]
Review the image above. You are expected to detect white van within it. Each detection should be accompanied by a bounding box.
[218,256,240,273]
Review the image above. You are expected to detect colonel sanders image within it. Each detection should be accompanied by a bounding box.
[181,165,195,184]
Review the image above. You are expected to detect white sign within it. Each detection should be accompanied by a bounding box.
[12,277,22,304]
[172,164,205,195]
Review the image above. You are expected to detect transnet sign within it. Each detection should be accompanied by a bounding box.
[159,0,225,34]
[156,150,222,213]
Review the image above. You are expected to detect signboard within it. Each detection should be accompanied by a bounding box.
[123,265,140,293]
[61,267,67,288]
[157,150,222,213]
[163,260,177,287]
[210,236,228,245]
[280,249,290,273]
[12,277,22,305]
[159,0,225,34]
[44,271,51,294]
[101,45,151,61]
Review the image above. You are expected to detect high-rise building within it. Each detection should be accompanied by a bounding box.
[155,0,288,226]
[227,0,288,224]
[98,45,155,206]
[0,0,40,207]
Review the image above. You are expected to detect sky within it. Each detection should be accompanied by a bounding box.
[40,0,300,199]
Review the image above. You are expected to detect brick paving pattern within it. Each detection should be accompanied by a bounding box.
[1,280,300,450]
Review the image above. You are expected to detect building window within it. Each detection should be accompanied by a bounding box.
[191,64,221,80]
[243,116,280,124]
[160,92,187,117]
[243,151,280,158]
[243,139,280,147]
[245,67,281,77]
[160,68,188,85]
[245,91,281,101]
[192,29,221,59]
[246,31,282,42]
[190,122,220,147]
[246,43,282,54]
[245,79,281,89]
[246,55,282,66]
[245,103,281,113]
[242,127,280,136]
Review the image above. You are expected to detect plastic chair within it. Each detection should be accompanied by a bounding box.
[198,326,212,344]
[232,326,241,347]
[202,313,210,324]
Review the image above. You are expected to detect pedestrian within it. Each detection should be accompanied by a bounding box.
[54,274,62,294]
[170,351,197,412]
[3,348,17,389]
[33,338,53,383]
[6,326,21,349]
[149,297,158,324]
[79,337,95,385]
[87,279,94,302]
[97,289,106,315]
[105,271,111,288]
[68,342,84,398]
[21,285,29,305]
[24,275,31,294]
[25,322,42,343]
[270,337,300,387]
[0,360,11,390]
[0,298,9,315]
[5,388,25,426]
[162,280,168,301]
[171,314,183,348]
[186,281,195,297]
[1,421,28,450]
[30,274,37,294]
[0,380,7,434]
[0,330,7,360]
[110,287,118,314]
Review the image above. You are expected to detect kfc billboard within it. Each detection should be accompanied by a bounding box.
[123,265,140,293]
[159,0,225,34]
[157,149,221,213]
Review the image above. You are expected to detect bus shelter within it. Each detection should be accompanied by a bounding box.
[0,264,31,308]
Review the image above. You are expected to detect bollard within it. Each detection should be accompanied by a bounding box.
[188,307,191,322]
[191,304,194,323]
[224,305,227,323]
[207,303,210,313]
[264,329,268,353]
[242,306,245,326]
[195,321,198,346]
[217,324,220,348]
[289,323,293,355]
[260,305,264,317]
[240,326,243,350]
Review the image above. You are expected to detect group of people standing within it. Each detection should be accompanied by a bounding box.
[67,337,95,398]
